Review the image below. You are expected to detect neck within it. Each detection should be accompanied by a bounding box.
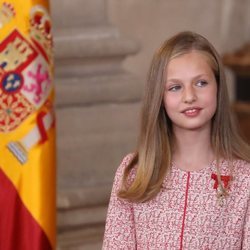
[172,125,214,171]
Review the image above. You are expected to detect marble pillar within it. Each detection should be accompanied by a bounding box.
[50,0,141,249]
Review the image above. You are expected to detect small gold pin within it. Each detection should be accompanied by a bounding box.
[216,186,225,207]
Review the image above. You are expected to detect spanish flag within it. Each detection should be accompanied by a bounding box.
[0,1,56,249]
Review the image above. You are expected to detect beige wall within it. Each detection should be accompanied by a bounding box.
[108,0,250,100]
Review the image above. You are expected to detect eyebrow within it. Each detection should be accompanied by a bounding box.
[166,74,210,83]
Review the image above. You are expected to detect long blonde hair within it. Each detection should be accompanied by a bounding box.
[119,31,250,202]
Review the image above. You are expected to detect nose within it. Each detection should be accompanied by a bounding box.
[182,86,197,104]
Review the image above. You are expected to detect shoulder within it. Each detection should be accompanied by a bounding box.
[112,153,136,189]
[232,159,250,194]
[233,159,250,177]
[115,153,135,177]
[220,159,250,176]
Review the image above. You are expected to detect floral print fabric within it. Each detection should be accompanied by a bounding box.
[103,154,250,250]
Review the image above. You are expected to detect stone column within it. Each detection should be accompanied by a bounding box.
[50,0,141,249]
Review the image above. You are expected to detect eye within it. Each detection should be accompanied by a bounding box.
[196,80,208,87]
[168,85,182,92]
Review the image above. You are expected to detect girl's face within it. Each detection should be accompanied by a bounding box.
[163,50,217,132]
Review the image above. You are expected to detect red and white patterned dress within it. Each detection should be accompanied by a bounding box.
[103,154,250,250]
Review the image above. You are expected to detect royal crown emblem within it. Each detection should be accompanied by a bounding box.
[0,2,15,28]
[29,6,52,62]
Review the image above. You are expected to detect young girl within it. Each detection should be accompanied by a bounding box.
[102,31,250,249]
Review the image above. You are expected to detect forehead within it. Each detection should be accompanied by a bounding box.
[166,51,215,77]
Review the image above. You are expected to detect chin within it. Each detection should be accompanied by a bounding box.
[174,121,212,131]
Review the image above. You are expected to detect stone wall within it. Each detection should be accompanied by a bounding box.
[51,0,141,249]
[108,0,250,100]
[51,0,250,249]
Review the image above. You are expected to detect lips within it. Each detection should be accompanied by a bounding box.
[181,107,202,117]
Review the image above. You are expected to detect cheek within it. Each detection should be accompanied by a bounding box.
[211,96,218,115]
[203,87,217,114]
[163,93,179,114]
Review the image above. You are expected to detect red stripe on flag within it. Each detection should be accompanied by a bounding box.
[0,169,52,250]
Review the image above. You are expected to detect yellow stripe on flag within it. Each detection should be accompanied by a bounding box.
[0,0,55,248]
